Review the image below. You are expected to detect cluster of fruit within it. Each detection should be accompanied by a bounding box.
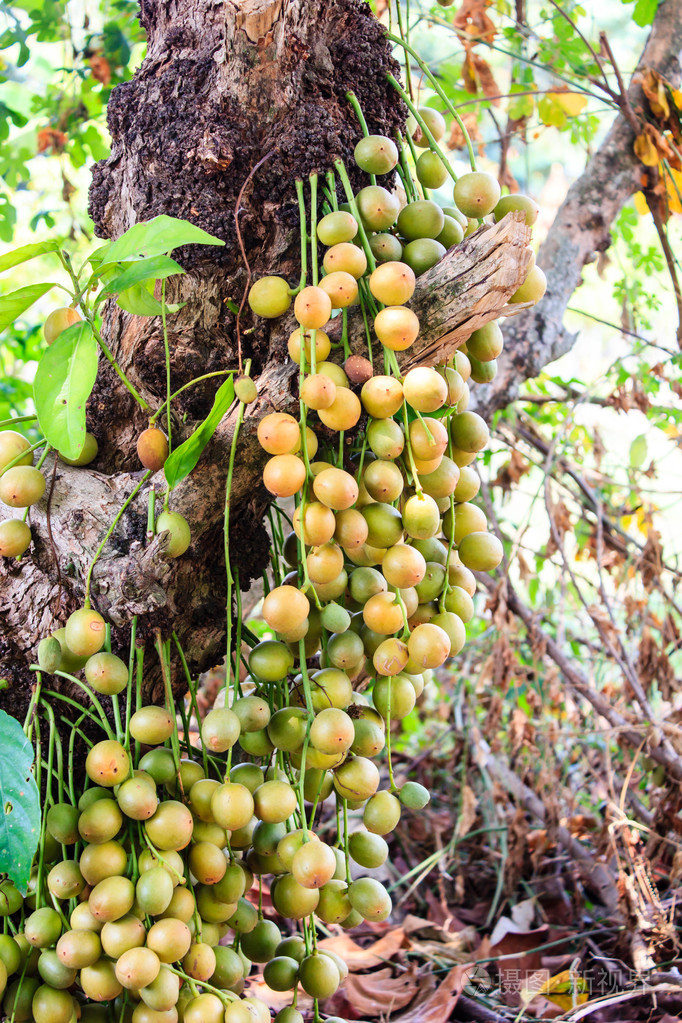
[0,102,544,1023]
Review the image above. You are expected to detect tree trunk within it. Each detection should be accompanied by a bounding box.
[0,0,534,725]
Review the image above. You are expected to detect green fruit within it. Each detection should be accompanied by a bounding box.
[493,193,539,226]
[64,607,106,657]
[183,942,217,982]
[453,171,501,218]
[211,945,245,988]
[0,934,21,976]
[46,802,79,844]
[356,186,400,231]
[399,781,431,809]
[136,867,174,916]
[156,510,191,557]
[363,789,401,834]
[37,949,77,989]
[275,1008,304,1023]
[145,800,194,851]
[361,502,402,547]
[299,952,340,998]
[271,875,319,919]
[116,776,158,820]
[267,706,307,752]
[450,410,489,453]
[0,430,32,472]
[0,465,45,507]
[229,763,264,793]
[3,976,39,1023]
[129,705,175,745]
[408,107,446,146]
[349,830,389,868]
[211,782,254,831]
[253,780,297,823]
[369,233,403,263]
[348,876,392,922]
[240,919,281,962]
[467,321,503,362]
[316,879,352,924]
[56,929,102,969]
[60,431,98,466]
[510,264,546,304]
[138,964,179,1011]
[317,211,358,246]
[248,640,294,681]
[402,238,446,276]
[333,756,380,801]
[469,353,497,383]
[232,695,271,732]
[0,518,32,557]
[47,860,86,899]
[32,984,75,1023]
[397,199,444,241]
[354,135,399,174]
[234,375,258,403]
[373,676,416,721]
[139,748,176,785]
[444,585,474,622]
[52,628,89,672]
[263,955,299,992]
[98,916,145,961]
[416,150,448,189]
[80,839,128,885]
[320,602,351,633]
[85,652,128,695]
[436,214,464,249]
[183,993,225,1023]
[248,276,292,318]
[115,946,161,990]
[25,908,63,948]
[431,610,465,655]
[89,875,135,922]
[457,531,504,572]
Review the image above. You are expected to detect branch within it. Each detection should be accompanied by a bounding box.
[472,1,682,417]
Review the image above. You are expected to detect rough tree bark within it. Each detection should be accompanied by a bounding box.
[0,0,679,732]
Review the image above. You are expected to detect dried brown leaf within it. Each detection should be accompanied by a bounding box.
[318,927,406,971]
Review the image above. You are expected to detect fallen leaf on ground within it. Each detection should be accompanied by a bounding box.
[325,964,421,1017]
[318,927,406,970]
[389,964,471,1023]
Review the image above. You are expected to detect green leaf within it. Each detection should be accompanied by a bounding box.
[0,283,57,332]
[34,322,99,459]
[103,215,225,264]
[629,434,648,468]
[100,255,185,297]
[631,0,659,26]
[164,375,235,490]
[0,709,40,894]
[0,240,60,273]
[115,282,185,317]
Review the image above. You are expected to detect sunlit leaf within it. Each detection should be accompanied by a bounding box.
[164,375,235,490]
[34,322,98,459]
[0,709,40,894]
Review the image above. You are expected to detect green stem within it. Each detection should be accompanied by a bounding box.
[0,414,37,429]
[387,74,457,181]
[0,437,46,475]
[333,159,377,273]
[149,372,235,425]
[387,33,477,171]
[224,363,249,682]
[346,91,376,185]
[295,179,308,291]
